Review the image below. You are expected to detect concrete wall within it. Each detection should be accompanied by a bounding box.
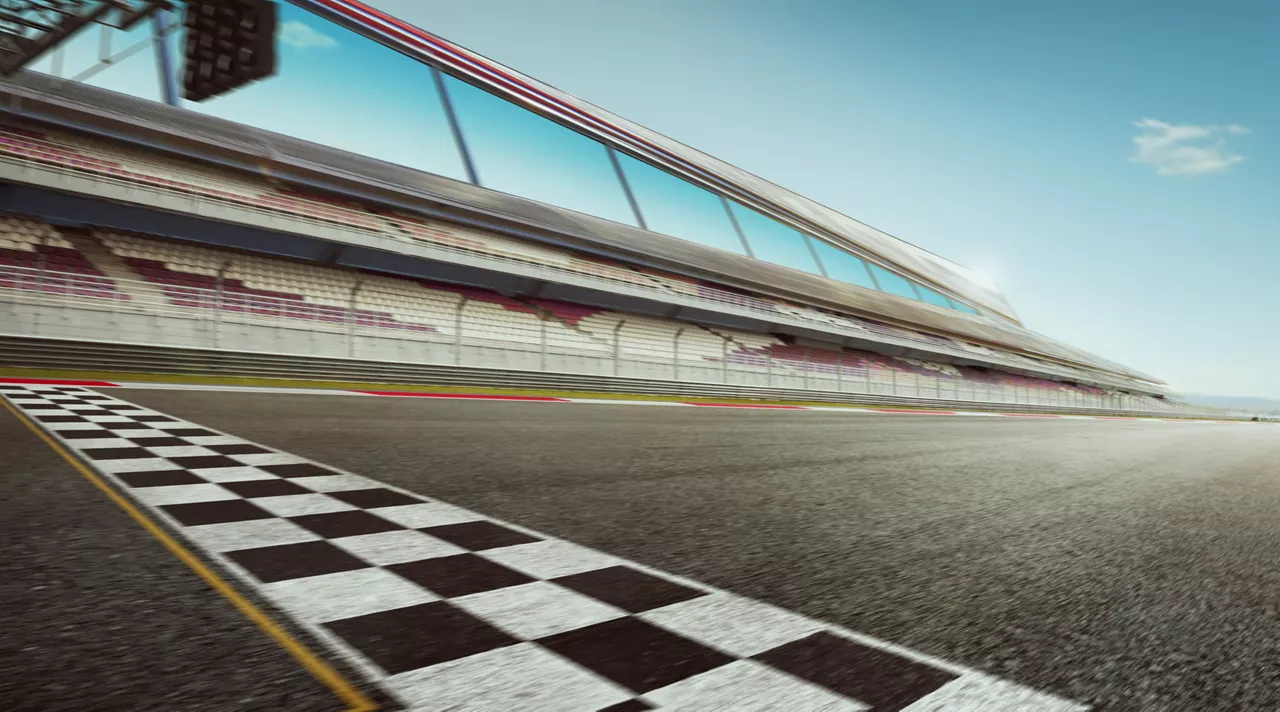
[1,298,1147,411]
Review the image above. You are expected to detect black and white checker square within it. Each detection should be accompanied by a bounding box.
[2,384,1088,712]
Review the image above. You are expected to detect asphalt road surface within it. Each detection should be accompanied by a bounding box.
[5,387,1280,710]
[0,399,380,711]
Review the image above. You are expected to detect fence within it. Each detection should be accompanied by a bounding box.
[0,264,1212,415]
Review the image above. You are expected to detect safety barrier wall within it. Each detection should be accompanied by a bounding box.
[0,334,1247,420]
[0,266,1197,414]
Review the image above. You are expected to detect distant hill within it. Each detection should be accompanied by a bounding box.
[1181,394,1280,414]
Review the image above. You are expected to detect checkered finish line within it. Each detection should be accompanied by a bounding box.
[2,384,1087,712]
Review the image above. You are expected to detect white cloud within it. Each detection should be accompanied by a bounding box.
[280,21,339,51]
[1130,118,1250,176]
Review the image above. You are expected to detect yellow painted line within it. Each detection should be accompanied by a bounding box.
[0,397,378,712]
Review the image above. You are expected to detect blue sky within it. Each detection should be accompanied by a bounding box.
[34,1,1279,397]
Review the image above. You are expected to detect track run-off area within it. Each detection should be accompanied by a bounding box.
[3,380,1280,710]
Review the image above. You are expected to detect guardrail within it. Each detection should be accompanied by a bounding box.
[0,333,1250,420]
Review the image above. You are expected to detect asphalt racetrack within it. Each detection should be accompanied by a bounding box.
[5,387,1280,710]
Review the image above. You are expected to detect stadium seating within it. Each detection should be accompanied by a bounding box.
[572,312,725,363]
[0,123,387,231]
[96,229,634,351]
[900,357,965,379]
[757,344,842,375]
[0,214,120,298]
[850,316,956,351]
[0,214,1163,404]
[0,126,1168,401]
[634,267,700,297]
[529,298,599,326]
[102,230,449,333]
[386,210,620,281]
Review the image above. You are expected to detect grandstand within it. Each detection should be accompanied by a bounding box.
[0,0,1189,414]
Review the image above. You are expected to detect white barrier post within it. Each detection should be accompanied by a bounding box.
[214,259,232,348]
[539,314,548,371]
[347,281,363,358]
[454,298,467,366]
[673,327,684,380]
[612,318,624,377]
[721,337,729,383]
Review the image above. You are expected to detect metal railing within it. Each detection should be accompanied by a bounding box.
[0,264,1219,416]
